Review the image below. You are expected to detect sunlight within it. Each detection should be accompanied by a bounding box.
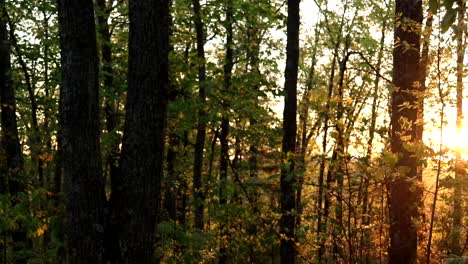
[443,123,468,156]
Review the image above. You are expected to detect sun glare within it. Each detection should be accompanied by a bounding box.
[443,125,468,154]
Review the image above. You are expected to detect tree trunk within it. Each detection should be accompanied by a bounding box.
[57,0,106,262]
[389,0,423,263]
[192,0,207,231]
[164,133,178,220]
[109,0,170,262]
[219,1,233,261]
[280,0,299,263]
[450,0,465,256]
[95,0,120,202]
[361,13,388,263]
[0,0,24,195]
[6,13,43,185]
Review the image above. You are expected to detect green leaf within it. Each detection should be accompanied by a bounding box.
[441,8,457,32]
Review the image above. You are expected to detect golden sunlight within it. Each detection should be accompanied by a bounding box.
[443,124,468,155]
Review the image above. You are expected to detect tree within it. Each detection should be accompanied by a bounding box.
[280,0,300,263]
[109,0,170,262]
[57,0,106,262]
[389,0,423,262]
[450,0,465,256]
[192,0,207,231]
[0,0,23,196]
[218,0,233,261]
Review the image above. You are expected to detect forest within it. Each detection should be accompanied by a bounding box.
[0,0,467,263]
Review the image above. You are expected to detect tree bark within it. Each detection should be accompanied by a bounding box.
[389,0,423,263]
[57,0,106,262]
[280,0,299,263]
[109,0,170,262]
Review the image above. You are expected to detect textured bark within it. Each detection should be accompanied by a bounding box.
[0,0,24,195]
[192,0,207,230]
[57,0,106,262]
[389,0,422,263]
[280,0,299,263]
[109,0,169,262]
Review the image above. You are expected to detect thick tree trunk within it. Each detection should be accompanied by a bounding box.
[192,0,207,231]
[109,0,170,262]
[280,0,299,263]
[389,0,423,263]
[57,0,106,262]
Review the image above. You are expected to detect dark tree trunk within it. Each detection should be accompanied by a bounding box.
[164,133,178,220]
[219,117,229,263]
[389,0,423,263]
[57,0,106,262]
[94,3,122,260]
[192,0,207,231]
[109,0,170,262]
[95,0,120,200]
[280,0,299,263]
[219,0,233,262]
[0,0,24,195]
[0,2,27,262]
[6,13,43,185]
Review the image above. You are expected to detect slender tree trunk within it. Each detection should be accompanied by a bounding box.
[219,1,233,262]
[426,29,442,263]
[96,0,120,200]
[316,4,348,260]
[57,0,106,262]
[389,0,423,263]
[360,14,388,263]
[192,0,207,231]
[450,0,465,256]
[296,21,320,228]
[41,7,53,189]
[110,0,170,262]
[164,134,178,220]
[6,13,43,185]
[280,0,299,263]
[95,2,122,261]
